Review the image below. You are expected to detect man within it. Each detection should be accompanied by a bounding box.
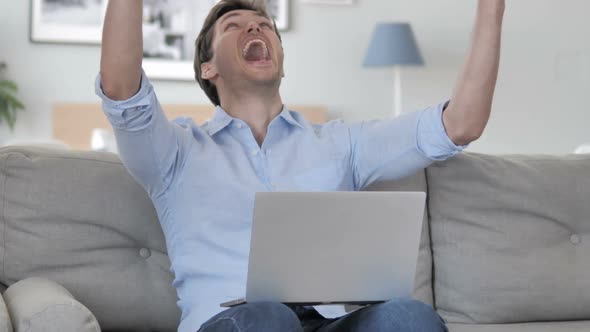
[97,0,504,331]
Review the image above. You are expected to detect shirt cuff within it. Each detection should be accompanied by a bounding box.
[416,100,468,161]
[94,69,154,128]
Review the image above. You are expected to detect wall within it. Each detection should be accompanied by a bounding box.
[1,0,588,154]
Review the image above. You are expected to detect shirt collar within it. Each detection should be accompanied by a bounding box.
[207,105,304,136]
[278,106,305,129]
[206,106,234,136]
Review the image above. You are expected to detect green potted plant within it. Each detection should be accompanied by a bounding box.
[0,62,24,131]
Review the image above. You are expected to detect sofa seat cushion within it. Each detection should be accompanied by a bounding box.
[427,153,590,323]
[4,278,99,332]
[0,147,180,331]
[448,321,590,332]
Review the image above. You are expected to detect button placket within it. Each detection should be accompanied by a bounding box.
[263,153,275,191]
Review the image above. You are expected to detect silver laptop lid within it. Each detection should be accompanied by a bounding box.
[246,191,426,304]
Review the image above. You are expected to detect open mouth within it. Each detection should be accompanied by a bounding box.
[242,39,270,63]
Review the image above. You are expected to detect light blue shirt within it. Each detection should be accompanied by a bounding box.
[95,71,465,332]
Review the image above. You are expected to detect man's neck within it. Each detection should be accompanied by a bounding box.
[219,88,283,147]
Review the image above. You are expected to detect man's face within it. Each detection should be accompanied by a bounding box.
[202,10,284,89]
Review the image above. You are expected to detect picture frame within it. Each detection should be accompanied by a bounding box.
[30,0,108,44]
[264,0,289,31]
[30,0,290,81]
[301,0,353,5]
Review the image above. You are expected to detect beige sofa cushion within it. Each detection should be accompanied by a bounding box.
[448,321,590,332]
[4,278,99,332]
[428,153,590,323]
[0,291,13,332]
[365,171,433,306]
[0,147,180,331]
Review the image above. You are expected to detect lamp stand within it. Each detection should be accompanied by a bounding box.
[393,66,402,118]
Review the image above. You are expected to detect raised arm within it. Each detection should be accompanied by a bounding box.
[100,0,143,100]
[96,0,194,198]
[443,0,505,146]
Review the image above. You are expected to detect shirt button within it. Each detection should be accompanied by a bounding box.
[139,248,151,258]
[570,234,581,245]
[235,123,243,129]
[251,149,259,156]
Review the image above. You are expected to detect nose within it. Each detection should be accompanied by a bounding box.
[247,21,261,34]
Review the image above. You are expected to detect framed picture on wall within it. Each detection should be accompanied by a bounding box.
[29,0,290,80]
[265,0,289,31]
[30,0,108,44]
[301,0,353,4]
[143,0,290,80]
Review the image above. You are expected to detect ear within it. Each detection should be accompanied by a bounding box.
[200,62,218,80]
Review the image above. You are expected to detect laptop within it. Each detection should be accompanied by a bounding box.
[221,191,426,308]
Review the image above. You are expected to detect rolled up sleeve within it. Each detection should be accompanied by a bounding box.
[416,100,467,161]
[95,70,156,131]
[349,101,467,190]
[95,70,194,197]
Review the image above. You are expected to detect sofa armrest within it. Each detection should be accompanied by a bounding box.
[0,290,13,332]
[3,278,100,332]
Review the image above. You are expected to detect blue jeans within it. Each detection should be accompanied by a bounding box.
[198,299,448,332]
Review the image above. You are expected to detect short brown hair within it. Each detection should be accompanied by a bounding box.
[194,0,282,106]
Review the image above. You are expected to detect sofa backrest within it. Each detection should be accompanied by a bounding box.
[364,173,433,306]
[0,146,432,331]
[427,152,590,324]
[0,146,180,332]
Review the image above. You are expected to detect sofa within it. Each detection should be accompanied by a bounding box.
[0,145,588,332]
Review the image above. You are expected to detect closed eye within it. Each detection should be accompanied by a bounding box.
[225,22,239,31]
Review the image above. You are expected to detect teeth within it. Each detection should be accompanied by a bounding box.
[242,39,269,59]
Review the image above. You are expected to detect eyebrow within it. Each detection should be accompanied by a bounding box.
[219,11,268,26]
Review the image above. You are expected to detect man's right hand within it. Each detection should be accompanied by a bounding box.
[100,0,143,101]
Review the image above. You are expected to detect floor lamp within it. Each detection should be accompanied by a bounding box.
[364,23,424,118]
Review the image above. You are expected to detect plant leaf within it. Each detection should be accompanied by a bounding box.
[7,107,16,130]
[0,100,14,130]
[0,88,19,101]
[0,80,18,92]
[13,99,25,110]
[0,76,23,131]
[1,93,24,110]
